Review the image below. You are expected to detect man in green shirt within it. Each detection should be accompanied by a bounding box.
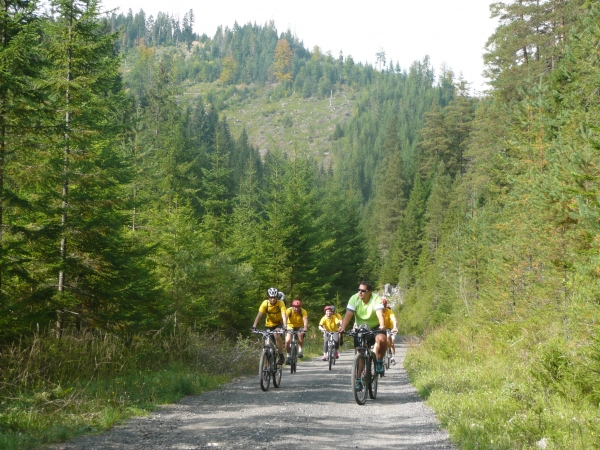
[338,281,387,375]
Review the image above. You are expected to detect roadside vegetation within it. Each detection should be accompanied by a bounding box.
[0,328,256,449]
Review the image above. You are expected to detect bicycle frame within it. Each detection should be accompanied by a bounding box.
[324,331,338,370]
[286,329,304,373]
[252,329,284,391]
[344,329,383,404]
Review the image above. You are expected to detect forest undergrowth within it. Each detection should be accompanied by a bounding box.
[0,328,257,450]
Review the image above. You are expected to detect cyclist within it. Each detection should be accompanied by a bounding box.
[252,287,287,365]
[318,306,340,360]
[382,298,398,365]
[338,281,387,384]
[285,299,308,364]
[330,305,344,347]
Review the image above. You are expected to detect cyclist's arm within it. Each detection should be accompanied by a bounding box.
[391,314,398,332]
[280,302,287,328]
[376,309,386,331]
[302,315,308,331]
[338,310,354,332]
[252,311,263,328]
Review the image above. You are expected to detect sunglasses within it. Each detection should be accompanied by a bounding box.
[357,288,368,293]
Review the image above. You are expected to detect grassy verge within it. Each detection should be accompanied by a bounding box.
[0,328,258,449]
[404,325,600,449]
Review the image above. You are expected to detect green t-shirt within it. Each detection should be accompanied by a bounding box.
[346,292,383,329]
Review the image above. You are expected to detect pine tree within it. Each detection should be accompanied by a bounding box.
[36,0,137,333]
[0,0,43,335]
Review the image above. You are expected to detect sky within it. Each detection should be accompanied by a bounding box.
[100,0,498,93]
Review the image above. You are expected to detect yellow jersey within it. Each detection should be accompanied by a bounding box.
[259,299,286,327]
[383,308,396,329]
[286,307,307,329]
[319,315,340,332]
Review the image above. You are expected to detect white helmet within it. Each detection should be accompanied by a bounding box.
[267,287,279,298]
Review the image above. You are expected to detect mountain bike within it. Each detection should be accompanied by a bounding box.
[286,329,304,373]
[324,331,338,371]
[252,329,284,391]
[344,328,384,405]
[385,330,397,369]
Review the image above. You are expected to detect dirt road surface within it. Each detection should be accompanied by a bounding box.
[52,341,455,449]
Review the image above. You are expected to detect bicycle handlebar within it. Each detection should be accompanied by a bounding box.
[251,329,284,337]
[343,329,385,337]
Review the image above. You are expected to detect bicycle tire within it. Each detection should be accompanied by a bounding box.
[352,352,368,405]
[259,350,271,391]
[385,349,391,370]
[333,340,337,365]
[368,356,378,399]
[273,354,282,387]
[328,343,334,371]
[290,342,297,374]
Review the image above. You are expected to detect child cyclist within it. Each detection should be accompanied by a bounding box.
[318,306,340,360]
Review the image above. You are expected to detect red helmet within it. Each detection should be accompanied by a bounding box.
[292,300,302,307]
[324,305,333,312]
[382,298,388,306]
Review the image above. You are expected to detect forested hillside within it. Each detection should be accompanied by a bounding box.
[2,0,600,448]
[0,0,455,341]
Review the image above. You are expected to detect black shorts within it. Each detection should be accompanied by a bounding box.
[354,326,384,348]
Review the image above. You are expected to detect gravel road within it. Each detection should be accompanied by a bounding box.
[52,340,455,450]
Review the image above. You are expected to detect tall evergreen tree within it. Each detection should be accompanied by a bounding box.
[36,0,136,333]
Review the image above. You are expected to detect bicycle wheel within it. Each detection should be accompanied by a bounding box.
[259,350,271,391]
[368,356,378,399]
[272,354,282,387]
[352,353,368,405]
[385,349,391,370]
[290,342,297,374]
[328,344,334,371]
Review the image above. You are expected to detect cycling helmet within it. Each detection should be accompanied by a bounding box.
[330,305,336,312]
[292,300,302,307]
[324,305,333,312]
[267,287,278,298]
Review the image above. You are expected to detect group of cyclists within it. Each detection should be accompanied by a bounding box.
[252,281,398,371]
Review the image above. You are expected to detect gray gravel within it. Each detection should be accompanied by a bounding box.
[51,341,455,449]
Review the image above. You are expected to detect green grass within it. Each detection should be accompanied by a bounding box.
[0,329,258,449]
[404,325,600,449]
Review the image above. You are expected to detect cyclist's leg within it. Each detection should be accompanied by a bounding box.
[267,326,285,364]
[374,331,387,360]
[297,330,304,357]
[322,333,328,359]
[373,331,386,373]
[285,331,292,353]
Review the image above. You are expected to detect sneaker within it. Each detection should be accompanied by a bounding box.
[355,379,363,391]
[298,351,303,358]
[278,354,285,365]
[375,359,385,375]
[322,356,327,361]
[391,356,396,365]
[335,351,339,359]
[286,357,291,365]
